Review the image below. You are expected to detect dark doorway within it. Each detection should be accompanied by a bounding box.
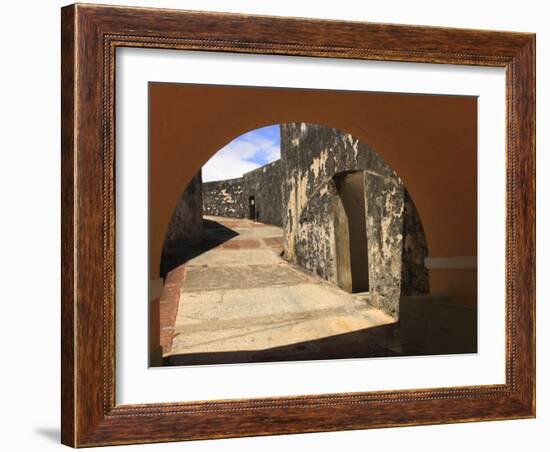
[248,196,256,221]
[337,172,370,292]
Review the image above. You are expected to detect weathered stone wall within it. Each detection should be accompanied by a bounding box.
[242,161,283,227]
[202,161,283,227]
[280,123,428,319]
[363,166,404,317]
[161,171,203,277]
[292,178,343,286]
[281,123,372,268]
[203,178,245,218]
[401,190,430,295]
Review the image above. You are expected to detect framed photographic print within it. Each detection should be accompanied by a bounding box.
[61,3,535,447]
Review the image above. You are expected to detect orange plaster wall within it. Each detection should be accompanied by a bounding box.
[429,270,478,307]
[149,83,477,304]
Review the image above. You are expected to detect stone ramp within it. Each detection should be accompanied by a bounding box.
[163,216,398,365]
[166,283,396,365]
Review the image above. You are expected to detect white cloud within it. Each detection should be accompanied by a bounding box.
[255,138,280,162]
[202,131,280,182]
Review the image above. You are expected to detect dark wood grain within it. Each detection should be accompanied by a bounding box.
[60,5,76,447]
[61,3,536,447]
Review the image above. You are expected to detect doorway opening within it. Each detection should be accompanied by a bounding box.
[248,195,256,221]
[335,171,370,293]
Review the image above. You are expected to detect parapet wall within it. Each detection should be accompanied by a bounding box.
[203,160,283,227]
[203,177,245,219]
[242,161,283,227]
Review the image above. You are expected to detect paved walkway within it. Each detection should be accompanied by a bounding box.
[163,216,398,365]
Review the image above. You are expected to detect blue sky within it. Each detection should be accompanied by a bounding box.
[202,125,281,182]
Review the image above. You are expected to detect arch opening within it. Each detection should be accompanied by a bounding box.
[161,122,430,321]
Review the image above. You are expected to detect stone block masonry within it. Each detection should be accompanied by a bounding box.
[203,160,283,227]
[202,177,245,218]
[241,160,283,227]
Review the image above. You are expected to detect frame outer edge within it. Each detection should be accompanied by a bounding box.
[513,35,536,415]
[530,35,536,417]
[61,3,77,448]
[61,3,536,447]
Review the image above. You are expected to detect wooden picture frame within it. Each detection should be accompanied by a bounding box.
[61,3,535,447]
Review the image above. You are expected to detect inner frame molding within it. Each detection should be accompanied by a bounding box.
[61,3,535,447]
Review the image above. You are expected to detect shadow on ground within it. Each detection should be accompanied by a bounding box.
[161,219,239,278]
[34,427,60,443]
[163,322,475,366]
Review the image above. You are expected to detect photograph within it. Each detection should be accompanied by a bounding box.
[149,83,478,367]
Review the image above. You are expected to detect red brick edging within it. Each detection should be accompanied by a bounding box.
[159,265,186,354]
